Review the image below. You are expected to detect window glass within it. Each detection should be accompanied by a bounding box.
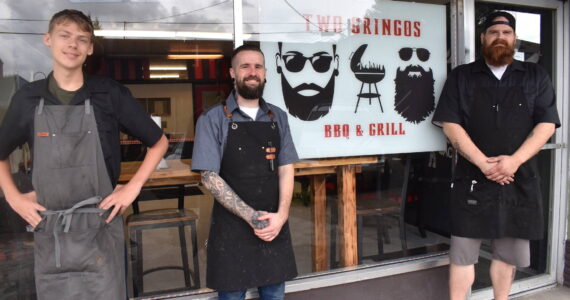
[0,1,232,298]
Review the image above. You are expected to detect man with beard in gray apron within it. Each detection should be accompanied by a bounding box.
[192,44,298,300]
[0,10,168,299]
[432,11,560,300]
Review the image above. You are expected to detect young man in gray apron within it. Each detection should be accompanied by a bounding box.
[0,10,168,299]
[192,44,298,300]
[432,11,560,300]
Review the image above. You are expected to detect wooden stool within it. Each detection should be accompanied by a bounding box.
[127,208,200,297]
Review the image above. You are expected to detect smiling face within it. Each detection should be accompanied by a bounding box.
[230,49,267,100]
[44,20,93,73]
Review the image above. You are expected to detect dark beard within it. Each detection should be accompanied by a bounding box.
[394,65,435,124]
[236,75,265,99]
[281,72,335,121]
[481,39,514,66]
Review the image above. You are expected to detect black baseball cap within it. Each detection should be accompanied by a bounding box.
[482,11,516,32]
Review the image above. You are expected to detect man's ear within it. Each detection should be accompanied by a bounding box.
[229,67,236,80]
[43,33,51,47]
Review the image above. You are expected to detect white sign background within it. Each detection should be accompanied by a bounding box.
[259,0,447,159]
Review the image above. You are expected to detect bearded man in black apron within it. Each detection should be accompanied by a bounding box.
[192,44,298,300]
[0,10,168,299]
[432,11,560,300]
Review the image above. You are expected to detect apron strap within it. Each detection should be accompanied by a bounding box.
[85,99,91,115]
[37,98,45,115]
[32,196,106,268]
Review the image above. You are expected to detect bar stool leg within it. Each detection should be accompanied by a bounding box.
[178,225,191,288]
[190,221,200,288]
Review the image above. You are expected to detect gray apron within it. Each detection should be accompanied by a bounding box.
[31,98,126,299]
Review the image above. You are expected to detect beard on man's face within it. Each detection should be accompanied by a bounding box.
[236,75,265,100]
[481,38,515,66]
[394,65,435,124]
[281,72,335,121]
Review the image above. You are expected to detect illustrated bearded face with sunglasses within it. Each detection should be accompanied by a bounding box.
[394,47,436,124]
[276,42,339,121]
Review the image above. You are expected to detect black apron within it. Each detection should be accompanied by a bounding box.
[206,106,297,291]
[31,99,126,299]
[450,85,543,240]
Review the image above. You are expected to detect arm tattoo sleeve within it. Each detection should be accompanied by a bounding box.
[201,171,268,229]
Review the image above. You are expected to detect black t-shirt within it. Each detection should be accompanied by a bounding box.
[0,74,163,185]
[432,59,560,128]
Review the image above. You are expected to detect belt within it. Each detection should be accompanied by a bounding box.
[28,196,106,268]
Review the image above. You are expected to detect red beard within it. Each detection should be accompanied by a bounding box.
[481,39,515,66]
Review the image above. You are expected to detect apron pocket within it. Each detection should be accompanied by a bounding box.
[502,176,541,208]
[54,131,93,168]
[452,178,498,214]
[34,214,110,274]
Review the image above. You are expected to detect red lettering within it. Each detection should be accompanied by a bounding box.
[333,124,341,137]
[413,21,421,37]
[382,19,391,35]
[324,125,332,138]
[403,21,411,36]
[374,18,379,35]
[342,124,350,139]
[394,20,402,36]
[363,18,371,34]
[333,16,342,33]
[352,17,361,34]
[304,14,313,32]
[399,123,406,135]
[317,15,330,32]
[356,125,363,136]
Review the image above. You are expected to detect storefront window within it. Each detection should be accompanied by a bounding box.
[0,1,233,298]
[472,1,558,292]
[243,0,454,278]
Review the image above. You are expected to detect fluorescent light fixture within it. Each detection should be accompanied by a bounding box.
[149,66,187,71]
[167,54,224,60]
[149,74,180,79]
[94,30,251,41]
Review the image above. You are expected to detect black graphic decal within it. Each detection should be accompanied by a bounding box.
[351,44,386,113]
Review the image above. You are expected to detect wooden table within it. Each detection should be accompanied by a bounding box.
[120,156,378,272]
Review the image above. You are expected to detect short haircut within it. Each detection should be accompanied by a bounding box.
[231,44,265,68]
[49,9,95,41]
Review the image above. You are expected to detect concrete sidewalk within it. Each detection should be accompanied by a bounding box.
[514,285,570,300]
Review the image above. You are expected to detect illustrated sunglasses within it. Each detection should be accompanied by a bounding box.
[282,53,334,73]
[398,47,430,62]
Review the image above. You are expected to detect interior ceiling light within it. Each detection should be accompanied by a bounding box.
[149,74,180,79]
[167,54,224,60]
[94,30,250,41]
[149,66,188,71]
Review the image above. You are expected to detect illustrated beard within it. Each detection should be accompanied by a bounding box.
[281,72,335,121]
[394,65,435,124]
[481,38,515,66]
[236,75,265,100]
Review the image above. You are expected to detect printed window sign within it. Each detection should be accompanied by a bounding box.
[259,0,447,159]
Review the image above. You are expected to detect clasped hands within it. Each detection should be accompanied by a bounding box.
[479,155,522,185]
[249,210,286,242]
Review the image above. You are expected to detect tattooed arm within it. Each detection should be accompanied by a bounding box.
[441,122,510,184]
[201,170,268,229]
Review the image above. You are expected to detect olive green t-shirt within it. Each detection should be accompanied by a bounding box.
[48,74,83,105]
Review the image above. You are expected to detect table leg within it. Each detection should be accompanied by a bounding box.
[311,174,328,272]
[337,165,358,267]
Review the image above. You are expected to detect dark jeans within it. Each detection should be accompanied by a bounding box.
[218,282,285,300]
